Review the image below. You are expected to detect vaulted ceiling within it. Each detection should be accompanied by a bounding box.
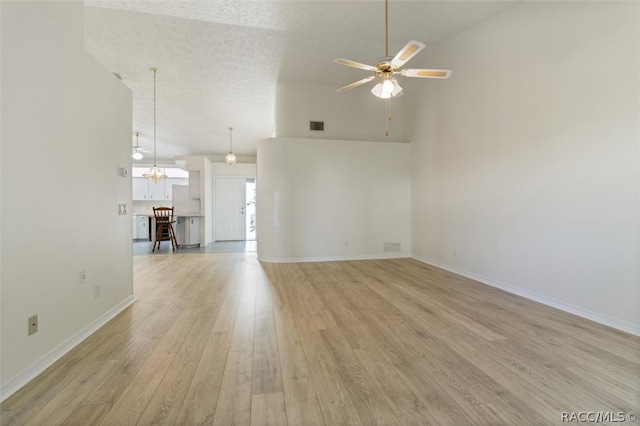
[85,0,519,162]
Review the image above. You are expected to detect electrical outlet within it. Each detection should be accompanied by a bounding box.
[118,204,127,215]
[79,269,87,285]
[93,284,101,299]
[28,315,38,335]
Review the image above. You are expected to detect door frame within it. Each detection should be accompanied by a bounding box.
[214,176,253,241]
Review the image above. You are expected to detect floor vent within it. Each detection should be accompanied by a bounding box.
[383,242,401,252]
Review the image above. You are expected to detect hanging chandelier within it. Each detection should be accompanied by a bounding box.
[142,67,167,183]
[225,127,237,165]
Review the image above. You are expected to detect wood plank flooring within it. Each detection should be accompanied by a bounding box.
[2,253,639,425]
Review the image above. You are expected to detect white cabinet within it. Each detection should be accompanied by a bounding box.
[132,177,189,201]
[132,178,150,201]
[147,180,165,201]
[133,178,161,201]
[132,215,149,240]
[176,216,200,247]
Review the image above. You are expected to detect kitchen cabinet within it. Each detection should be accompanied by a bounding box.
[132,178,150,201]
[132,177,189,201]
[176,216,200,247]
[133,178,163,201]
[132,215,149,240]
[147,180,165,200]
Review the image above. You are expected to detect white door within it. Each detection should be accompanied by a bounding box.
[215,177,246,241]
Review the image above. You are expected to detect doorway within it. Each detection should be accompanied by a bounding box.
[215,177,256,242]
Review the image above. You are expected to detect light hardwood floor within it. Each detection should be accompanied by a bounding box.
[2,253,639,425]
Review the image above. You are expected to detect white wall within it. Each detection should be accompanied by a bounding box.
[1,1,134,399]
[276,81,405,142]
[257,137,411,262]
[408,2,640,333]
[174,156,214,244]
[211,162,256,178]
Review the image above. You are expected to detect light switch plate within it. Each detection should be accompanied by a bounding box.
[120,167,129,177]
[118,204,127,215]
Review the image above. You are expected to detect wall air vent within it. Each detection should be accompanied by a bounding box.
[310,121,324,131]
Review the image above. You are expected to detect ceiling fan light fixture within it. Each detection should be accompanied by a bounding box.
[382,79,394,95]
[391,78,403,97]
[371,82,384,98]
[132,131,144,160]
[371,78,402,99]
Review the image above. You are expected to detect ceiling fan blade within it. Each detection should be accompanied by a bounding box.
[402,69,452,79]
[391,40,426,68]
[334,58,376,71]
[337,76,376,92]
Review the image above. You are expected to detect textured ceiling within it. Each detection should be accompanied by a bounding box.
[84,0,519,162]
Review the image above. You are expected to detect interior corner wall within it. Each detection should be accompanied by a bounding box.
[275,81,405,143]
[1,1,134,399]
[409,1,640,333]
[257,137,411,262]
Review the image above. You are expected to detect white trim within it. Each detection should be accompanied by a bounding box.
[411,255,640,337]
[0,296,136,402]
[258,252,410,264]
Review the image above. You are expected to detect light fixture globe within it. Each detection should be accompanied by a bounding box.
[132,151,144,160]
[225,152,237,165]
[371,77,402,99]
[225,127,236,165]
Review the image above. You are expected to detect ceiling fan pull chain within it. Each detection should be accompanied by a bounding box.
[386,98,391,136]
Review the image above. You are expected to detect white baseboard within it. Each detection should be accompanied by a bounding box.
[0,295,136,402]
[411,255,640,337]
[258,252,410,264]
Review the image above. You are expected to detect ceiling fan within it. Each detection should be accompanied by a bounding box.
[132,132,148,160]
[334,0,451,100]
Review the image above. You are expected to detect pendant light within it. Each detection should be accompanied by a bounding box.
[132,132,144,160]
[225,127,237,165]
[142,67,167,183]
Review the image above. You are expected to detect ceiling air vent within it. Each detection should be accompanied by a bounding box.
[310,121,324,131]
[112,72,123,80]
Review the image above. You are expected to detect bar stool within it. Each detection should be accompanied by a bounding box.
[152,207,178,252]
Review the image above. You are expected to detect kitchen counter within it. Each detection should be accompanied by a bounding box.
[133,212,203,248]
[132,212,203,217]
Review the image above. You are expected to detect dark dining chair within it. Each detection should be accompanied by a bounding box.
[152,207,178,252]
